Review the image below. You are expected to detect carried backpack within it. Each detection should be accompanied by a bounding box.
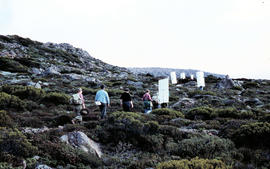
[72,94,83,105]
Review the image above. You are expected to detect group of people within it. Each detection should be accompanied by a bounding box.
[71,85,154,123]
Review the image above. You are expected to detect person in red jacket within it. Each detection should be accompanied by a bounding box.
[142,89,153,114]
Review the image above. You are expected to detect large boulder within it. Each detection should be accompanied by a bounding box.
[60,131,102,158]
[43,66,61,76]
[215,75,242,89]
[171,98,196,109]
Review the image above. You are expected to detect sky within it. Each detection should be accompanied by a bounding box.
[1,0,270,79]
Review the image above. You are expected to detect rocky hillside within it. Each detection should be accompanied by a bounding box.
[128,67,225,78]
[0,35,270,169]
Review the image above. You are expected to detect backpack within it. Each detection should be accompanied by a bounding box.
[72,94,83,105]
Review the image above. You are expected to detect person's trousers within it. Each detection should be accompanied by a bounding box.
[99,103,107,119]
[123,101,131,112]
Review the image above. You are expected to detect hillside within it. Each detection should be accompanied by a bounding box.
[0,35,270,169]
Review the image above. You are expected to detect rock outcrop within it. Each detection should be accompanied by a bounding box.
[60,131,102,158]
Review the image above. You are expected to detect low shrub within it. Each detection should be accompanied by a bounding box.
[177,135,235,160]
[0,57,28,73]
[188,90,217,98]
[215,107,254,119]
[238,148,270,168]
[0,127,38,164]
[186,107,216,120]
[107,111,145,135]
[143,121,160,134]
[242,81,260,89]
[107,88,123,96]
[159,125,188,141]
[232,122,270,148]
[0,110,14,127]
[42,92,70,105]
[0,92,26,110]
[80,87,98,95]
[1,85,45,101]
[156,157,228,169]
[151,108,184,121]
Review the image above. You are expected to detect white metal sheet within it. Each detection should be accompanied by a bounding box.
[180,72,186,79]
[158,78,169,103]
[196,71,205,87]
[170,72,177,84]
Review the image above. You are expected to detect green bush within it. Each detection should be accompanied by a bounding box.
[156,157,228,169]
[108,111,145,135]
[144,121,160,134]
[188,90,217,98]
[1,85,45,101]
[205,75,221,83]
[215,107,254,119]
[80,87,98,95]
[42,92,71,105]
[151,108,184,120]
[0,92,26,110]
[0,162,23,169]
[242,81,260,89]
[0,127,38,163]
[186,107,216,120]
[177,135,235,160]
[0,110,14,127]
[107,88,123,96]
[232,122,270,148]
[0,57,28,73]
[159,125,188,141]
[99,112,164,152]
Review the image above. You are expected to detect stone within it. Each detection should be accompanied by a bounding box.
[43,66,60,76]
[27,81,42,89]
[60,131,102,158]
[244,98,263,106]
[35,165,52,169]
[32,68,43,75]
[171,98,196,109]
[215,75,242,89]
[22,126,49,134]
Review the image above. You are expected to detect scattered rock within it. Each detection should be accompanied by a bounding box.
[244,98,263,106]
[35,165,52,169]
[22,126,49,134]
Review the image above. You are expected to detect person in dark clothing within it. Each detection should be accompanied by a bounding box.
[120,88,133,111]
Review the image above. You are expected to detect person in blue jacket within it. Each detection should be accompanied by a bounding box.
[95,84,110,119]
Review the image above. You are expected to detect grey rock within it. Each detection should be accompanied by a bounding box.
[127,80,143,87]
[35,165,52,169]
[171,98,196,109]
[32,68,43,75]
[22,126,49,134]
[216,75,243,89]
[43,66,60,76]
[27,81,41,89]
[244,98,263,106]
[0,71,17,76]
[60,131,102,158]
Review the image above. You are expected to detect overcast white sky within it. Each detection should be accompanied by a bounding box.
[1,0,270,79]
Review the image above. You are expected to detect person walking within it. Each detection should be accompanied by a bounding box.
[95,84,110,119]
[71,88,85,123]
[142,89,153,114]
[120,88,133,112]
